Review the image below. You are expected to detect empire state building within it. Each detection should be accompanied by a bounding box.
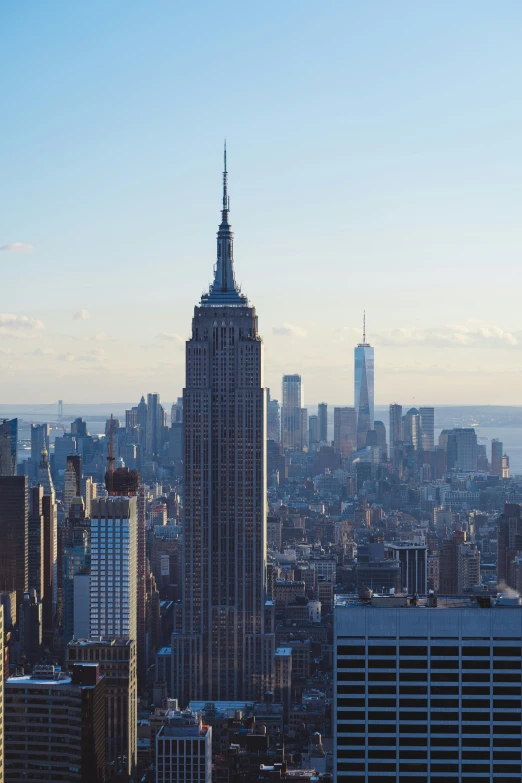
[173,149,274,704]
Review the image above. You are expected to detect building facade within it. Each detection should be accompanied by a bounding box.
[354,333,374,449]
[335,594,522,783]
[0,420,17,477]
[282,374,304,451]
[173,151,274,705]
[334,407,357,458]
[0,476,28,605]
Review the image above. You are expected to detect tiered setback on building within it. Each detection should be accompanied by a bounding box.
[335,594,522,783]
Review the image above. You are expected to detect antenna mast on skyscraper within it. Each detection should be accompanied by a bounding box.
[363,311,366,344]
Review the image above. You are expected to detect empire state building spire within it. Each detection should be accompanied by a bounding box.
[201,143,247,305]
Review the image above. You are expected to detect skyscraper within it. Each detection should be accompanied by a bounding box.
[0,419,17,477]
[90,497,137,641]
[333,407,356,458]
[388,403,403,470]
[281,374,304,451]
[0,476,28,605]
[267,396,281,443]
[419,406,435,450]
[173,148,274,704]
[491,438,503,476]
[318,402,328,443]
[30,423,49,479]
[354,317,374,449]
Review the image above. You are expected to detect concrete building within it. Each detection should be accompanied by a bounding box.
[418,406,435,450]
[4,663,105,783]
[156,711,212,783]
[173,150,274,704]
[90,496,137,641]
[335,592,522,783]
[67,638,137,779]
[267,397,281,443]
[491,438,503,477]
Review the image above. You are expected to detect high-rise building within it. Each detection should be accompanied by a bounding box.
[386,543,427,593]
[402,407,420,448]
[0,476,28,605]
[37,445,54,495]
[333,407,357,458]
[373,420,387,460]
[0,419,17,477]
[439,530,480,594]
[67,639,137,780]
[502,453,510,479]
[491,438,503,476]
[443,428,478,472]
[388,403,403,470]
[89,497,137,641]
[267,397,281,443]
[281,374,304,451]
[156,711,212,783]
[354,318,374,449]
[146,393,166,460]
[318,402,328,443]
[5,663,106,783]
[30,423,49,479]
[0,605,3,782]
[335,593,522,783]
[64,454,82,517]
[41,491,57,648]
[308,414,320,445]
[497,503,522,588]
[28,486,44,599]
[418,406,435,450]
[173,150,274,705]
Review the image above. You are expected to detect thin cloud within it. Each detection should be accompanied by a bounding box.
[378,324,518,348]
[56,352,75,362]
[73,309,91,320]
[0,313,44,338]
[157,332,184,342]
[0,242,34,253]
[273,322,307,338]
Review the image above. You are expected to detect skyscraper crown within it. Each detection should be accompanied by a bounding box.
[200,143,247,306]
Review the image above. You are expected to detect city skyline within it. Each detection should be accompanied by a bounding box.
[3,2,522,404]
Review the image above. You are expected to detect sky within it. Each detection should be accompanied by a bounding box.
[2,0,522,405]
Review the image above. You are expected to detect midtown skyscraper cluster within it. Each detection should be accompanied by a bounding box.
[0,152,521,783]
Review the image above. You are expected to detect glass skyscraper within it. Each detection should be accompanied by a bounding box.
[354,330,374,449]
[0,418,18,476]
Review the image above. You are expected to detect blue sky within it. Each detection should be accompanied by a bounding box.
[2,0,522,404]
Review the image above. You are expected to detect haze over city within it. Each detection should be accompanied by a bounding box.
[3,1,522,403]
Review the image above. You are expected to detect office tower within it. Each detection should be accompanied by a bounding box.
[318,402,328,443]
[171,397,183,425]
[67,639,137,779]
[439,530,480,594]
[491,438,503,476]
[300,407,309,450]
[497,503,522,588]
[0,476,28,605]
[125,407,138,429]
[63,524,90,648]
[64,454,82,517]
[267,397,281,442]
[335,593,522,783]
[137,484,147,682]
[90,496,137,641]
[173,150,274,705]
[502,453,510,478]
[373,420,387,460]
[418,406,435,450]
[30,423,49,479]
[28,486,44,599]
[20,588,42,661]
[0,419,17,477]
[36,444,54,495]
[388,403,403,470]
[146,393,166,459]
[156,710,212,783]
[71,417,88,438]
[308,414,320,445]
[81,476,95,516]
[386,543,427,593]
[354,316,374,449]
[0,608,3,780]
[5,663,106,783]
[41,492,57,648]
[53,433,77,473]
[402,407,420,448]
[444,428,478,472]
[333,407,357,458]
[281,374,304,450]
